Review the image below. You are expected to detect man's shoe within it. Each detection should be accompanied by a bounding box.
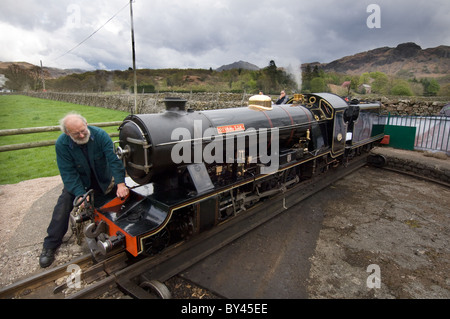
[39,248,56,268]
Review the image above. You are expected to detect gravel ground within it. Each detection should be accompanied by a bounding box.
[1,160,449,298]
[0,175,88,288]
[307,167,450,298]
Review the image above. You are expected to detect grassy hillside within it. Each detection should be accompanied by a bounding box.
[0,95,129,184]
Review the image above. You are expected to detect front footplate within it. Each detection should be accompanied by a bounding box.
[90,191,170,257]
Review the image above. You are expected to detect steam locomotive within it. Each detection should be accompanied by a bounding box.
[73,93,384,258]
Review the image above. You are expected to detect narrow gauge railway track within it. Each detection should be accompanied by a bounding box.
[1,154,370,299]
[0,254,93,299]
[0,251,134,299]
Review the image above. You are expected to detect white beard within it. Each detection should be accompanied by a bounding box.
[70,129,91,145]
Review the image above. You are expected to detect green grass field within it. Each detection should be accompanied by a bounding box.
[0,95,130,185]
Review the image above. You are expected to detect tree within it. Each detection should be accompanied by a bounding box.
[302,64,313,91]
[369,71,389,94]
[390,81,413,96]
[421,78,440,96]
[265,60,278,92]
[268,60,277,70]
[255,60,297,94]
[310,77,326,92]
[358,72,371,86]
[312,65,320,78]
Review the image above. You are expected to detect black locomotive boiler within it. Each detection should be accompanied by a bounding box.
[78,93,384,257]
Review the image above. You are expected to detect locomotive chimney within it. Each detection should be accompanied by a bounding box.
[164,97,187,111]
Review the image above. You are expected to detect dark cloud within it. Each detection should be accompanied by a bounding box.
[0,0,448,70]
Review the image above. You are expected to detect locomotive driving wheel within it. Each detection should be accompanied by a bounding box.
[139,280,172,299]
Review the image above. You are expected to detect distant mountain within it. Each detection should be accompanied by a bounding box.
[303,42,450,79]
[1,60,262,78]
[45,67,86,79]
[216,60,260,72]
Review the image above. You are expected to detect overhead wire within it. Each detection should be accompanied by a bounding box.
[53,1,130,61]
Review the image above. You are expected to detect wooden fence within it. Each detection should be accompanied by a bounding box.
[0,121,122,152]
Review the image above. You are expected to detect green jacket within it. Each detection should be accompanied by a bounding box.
[55,126,125,197]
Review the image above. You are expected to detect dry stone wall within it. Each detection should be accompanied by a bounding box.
[23,92,447,115]
[23,92,253,114]
[378,97,447,115]
[372,148,450,185]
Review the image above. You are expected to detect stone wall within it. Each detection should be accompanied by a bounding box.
[385,155,450,185]
[23,92,253,114]
[372,148,450,185]
[378,97,447,115]
[23,92,447,115]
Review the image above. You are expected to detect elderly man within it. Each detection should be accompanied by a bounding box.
[39,113,128,268]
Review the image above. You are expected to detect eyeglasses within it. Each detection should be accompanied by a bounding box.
[68,127,89,137]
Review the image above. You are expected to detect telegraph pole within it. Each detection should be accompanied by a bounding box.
[130,0,138,114]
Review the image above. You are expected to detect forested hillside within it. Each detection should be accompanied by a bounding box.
[0,60,297,95]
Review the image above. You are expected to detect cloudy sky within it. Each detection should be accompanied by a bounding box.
[0,0,449,71]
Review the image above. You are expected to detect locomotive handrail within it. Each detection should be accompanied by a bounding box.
[126,136,150,146]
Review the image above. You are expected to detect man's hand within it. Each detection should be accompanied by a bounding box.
[116,182,129,198]
[76,196,86,208]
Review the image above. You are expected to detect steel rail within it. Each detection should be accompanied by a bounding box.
[0,254,93,299]
[0,250,134,299]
